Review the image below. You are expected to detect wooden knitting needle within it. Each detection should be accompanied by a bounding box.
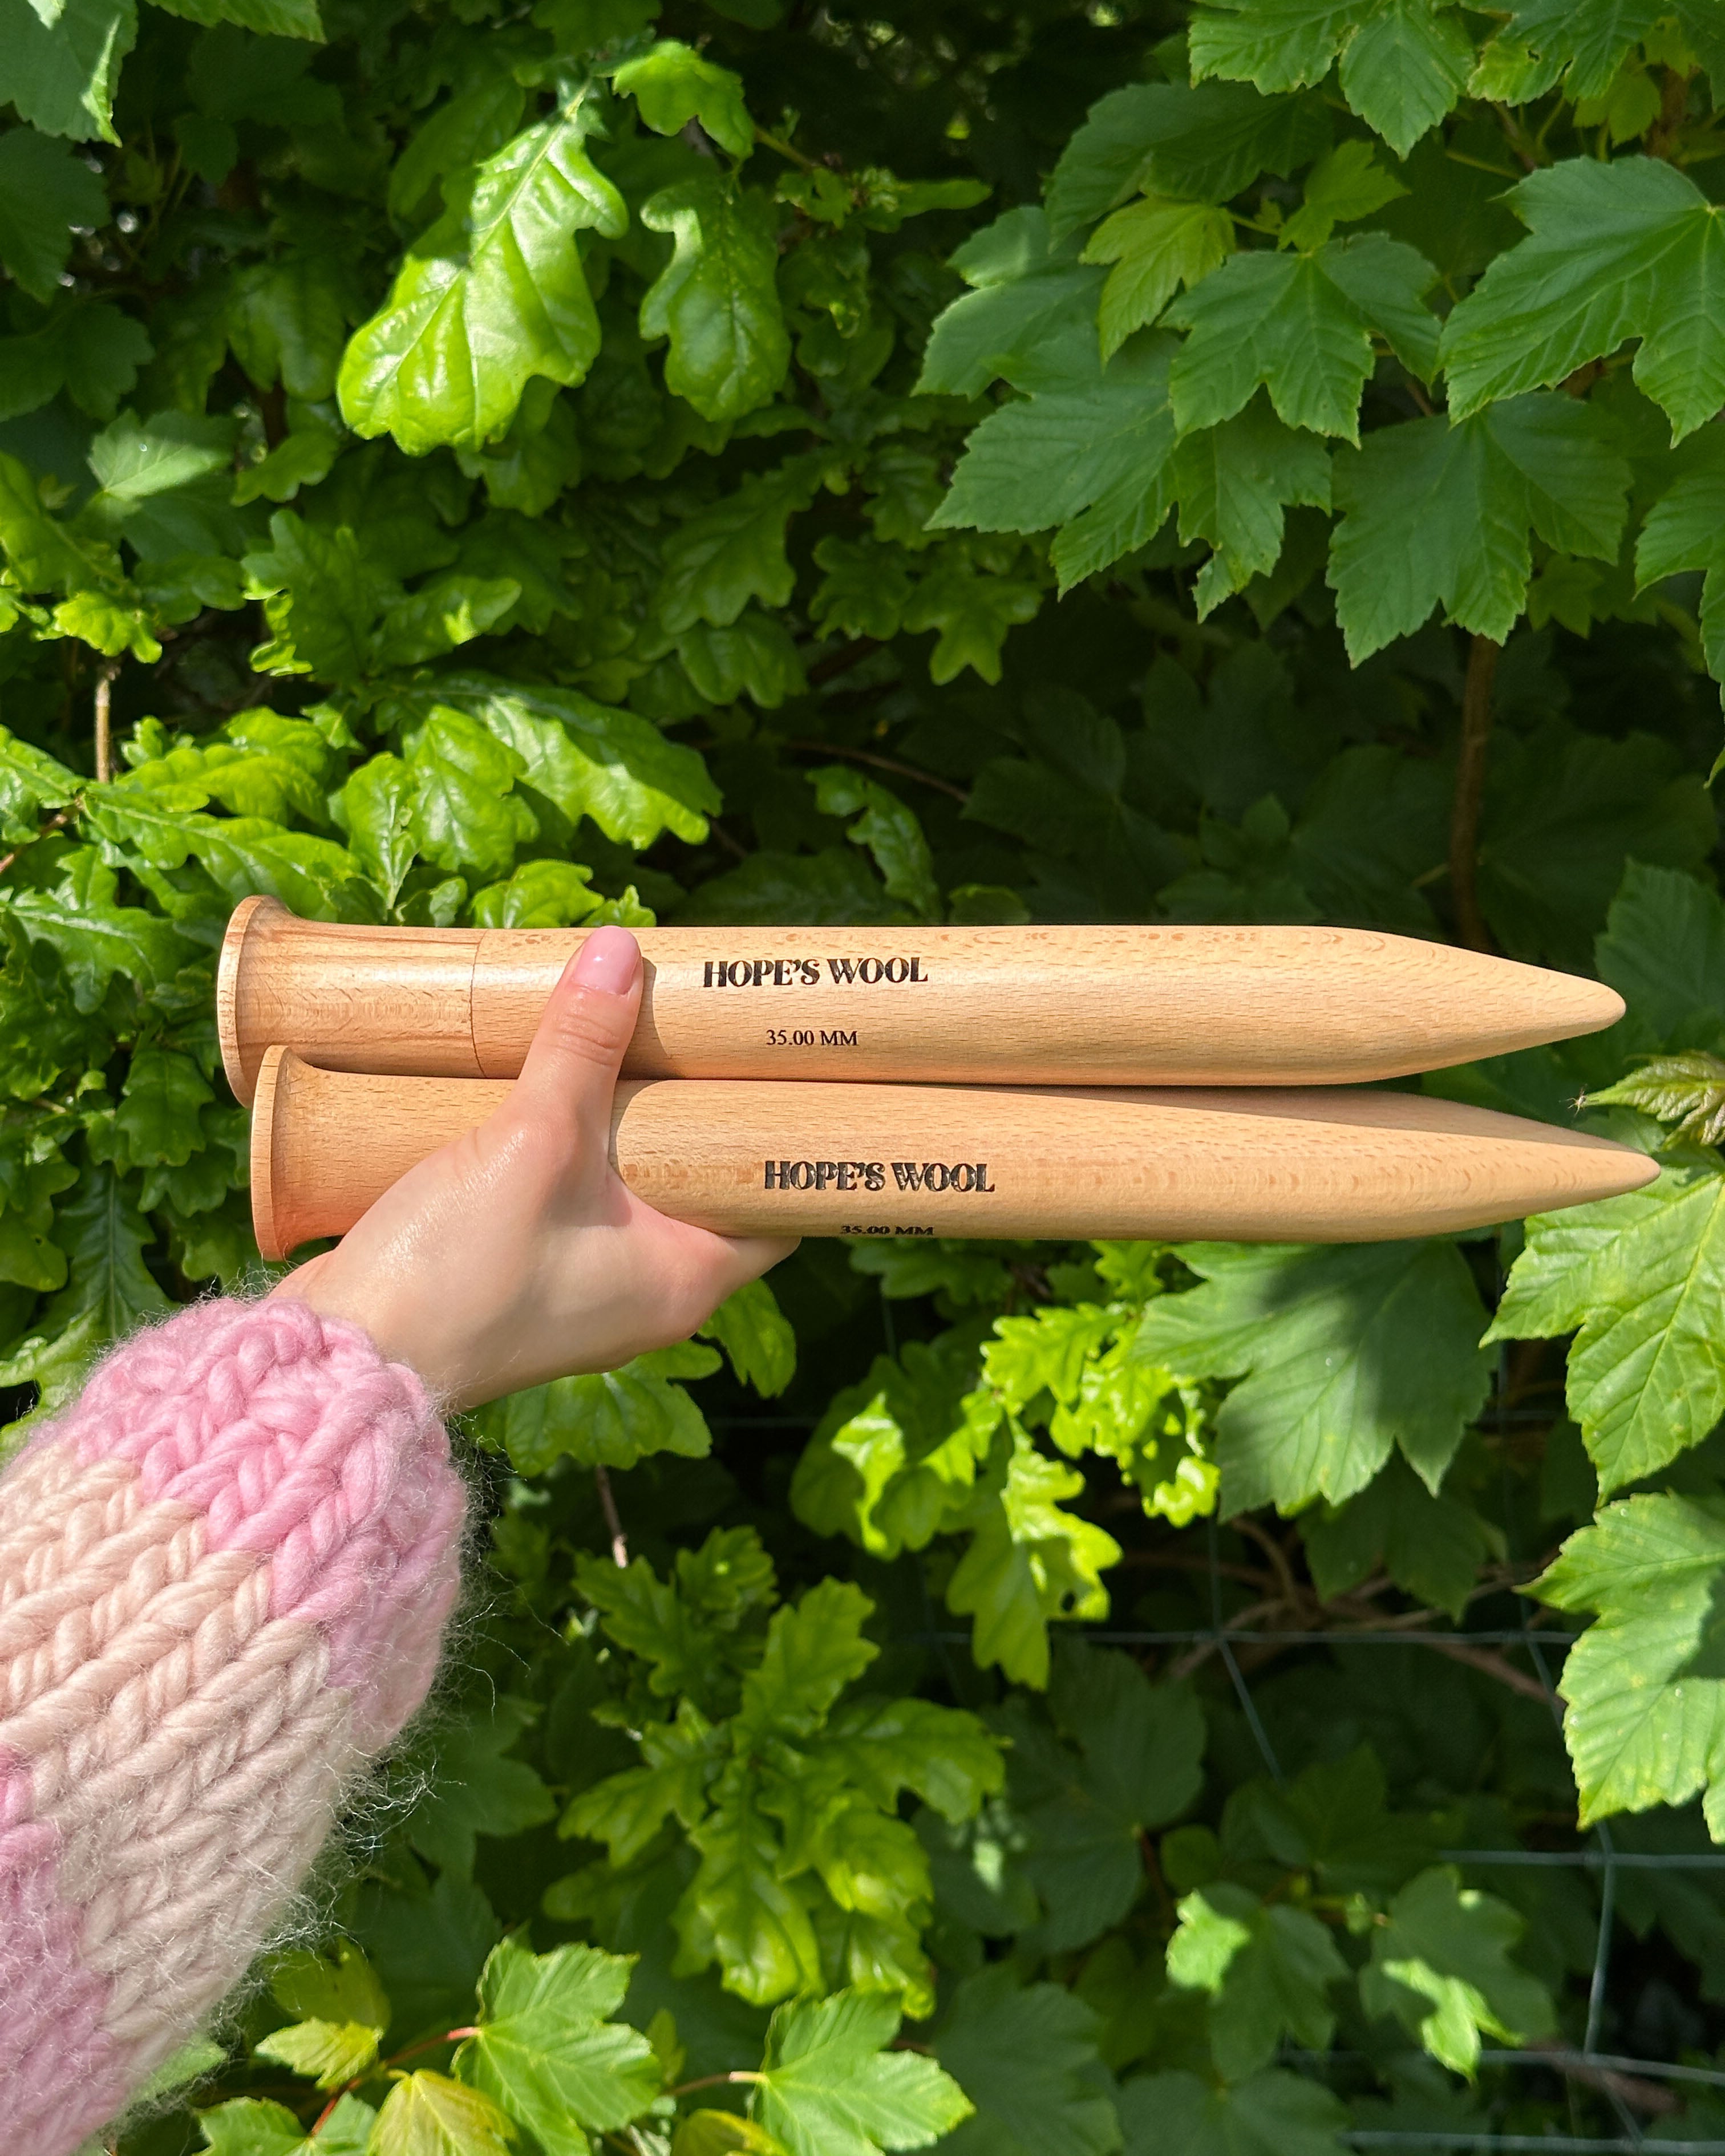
[218,898,1625,1105]
[249,1051,1656,1259]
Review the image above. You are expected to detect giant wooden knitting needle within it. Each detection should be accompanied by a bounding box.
[250,1051,1656,1259]
[219,898,1624,1104]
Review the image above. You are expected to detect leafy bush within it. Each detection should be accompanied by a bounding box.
[6,2,1725,2152]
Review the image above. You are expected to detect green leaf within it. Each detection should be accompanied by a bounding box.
[1282,139,1407,252]
[338,753,417,906]
[113,1045,214,1168]
[83,786,362,919]
[42,1161,168,1346]
[1487,1162,1725,1494]
[456,1936,662,2147]
[677,1756,825,2004]
[1590,1052,1725,1146]
[403,704,537,878]
[227,253,355,404]
[576,1524,778,1708]
[791,1336,998,1561]
[271,1936,391,2027]
[1500,0,1725,104]
[199,2098,317,2156]
[1535,1493,1725,1833]
[811,765,940,922]
[1326,395,1632,660]
[758,1989,973,2156]
[389,72,529,232]
[1302,1453,1496,1620]
[1223,1747,1437,1898]
[699,1278,796,1397]
[253,2017,381,2092]
[339,99,626,452]
[0,447,125,594]
[0,127,107,299]
[1167,1882,1346,2081]
[242,512,379,681]
[137,2036,227,2102]
[471,857,604,929]
[561,1696,720,1865]
[1170,398,1331,617]
[933,335,1177,565]
[1359,1865,1556,2074]
[655,463,825,634]
[640,176,789,422]
[1164,233,1438,443]
[615,39,755,161]
[737,1577,877,1740]
[1005,1646,1205,1950]
[370,2072,515,2156]
[1635,424,1725,680]
[1190,0,1473,158]
[675,2117,788,2156]
[407,1696,557,1876]
[917,221,1104,400]
[934,1967,1121,2156]
[154,0,322,32]
[901,552,1042,685]
[1440,157,1725,445]
[1595,862,1725,1045]
[1475,723,1713,971]
[1132,1241,1492,1513]
[5,849,194,1011]
[477,1346,717,1475]
[391,671,718,848]
[0,0,135,143]
[1044,82,1331,242]
[354,1871,501,2045]
[0,721,78,844]
[1115,2069,1346,2156]
[1082,200,1234,363]
[946,1428,1123,1687]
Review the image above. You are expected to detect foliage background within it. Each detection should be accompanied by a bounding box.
[7,1,1725,2151]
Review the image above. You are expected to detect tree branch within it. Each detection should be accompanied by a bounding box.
[93,658,120,787]
[594,1464,628,1569]
[1424,1636,1549,1702]
[1448,632,1500,953]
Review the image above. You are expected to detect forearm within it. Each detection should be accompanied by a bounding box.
[0,1297,465,2156]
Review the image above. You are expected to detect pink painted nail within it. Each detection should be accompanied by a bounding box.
[571,925,641,996]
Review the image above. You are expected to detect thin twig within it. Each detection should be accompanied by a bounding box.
[1448,632,1500,953]
[805,636,883,689]
[1520,2042,1682,2117]
[593,1464,628,1568]
[786,739,970,803]
[669,2070,768,2097]
[0,806,71,880]
[92,658,120,785]
[1424,1636,1550,1703]
[1233,1517,1305,1615]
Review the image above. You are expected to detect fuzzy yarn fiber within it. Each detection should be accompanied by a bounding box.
[0,1296,465,2155]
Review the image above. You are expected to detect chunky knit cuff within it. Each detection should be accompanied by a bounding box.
[0,1296,466,2156]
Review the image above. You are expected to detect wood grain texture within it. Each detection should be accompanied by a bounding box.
[250,1051,1658,1259]
[219,899,1625,1104]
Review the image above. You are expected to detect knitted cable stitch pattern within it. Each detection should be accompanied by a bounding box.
[0,1297,465,2156]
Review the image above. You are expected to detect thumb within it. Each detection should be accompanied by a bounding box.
[509,926,642,1141]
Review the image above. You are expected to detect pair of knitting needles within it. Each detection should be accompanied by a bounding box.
[220,898,1655,1259]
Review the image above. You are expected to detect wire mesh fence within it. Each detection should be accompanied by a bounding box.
[718,1281,1725,2156]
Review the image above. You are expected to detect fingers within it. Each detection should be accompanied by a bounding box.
[627,1224,798,1356]
[509,927,642,1149]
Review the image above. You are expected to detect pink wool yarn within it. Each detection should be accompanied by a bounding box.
[0,1298,465,2156]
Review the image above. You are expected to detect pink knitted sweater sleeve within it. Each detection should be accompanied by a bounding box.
[0,1296,467,2156]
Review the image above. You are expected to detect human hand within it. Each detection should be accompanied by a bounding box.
[272,927,796,1407]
